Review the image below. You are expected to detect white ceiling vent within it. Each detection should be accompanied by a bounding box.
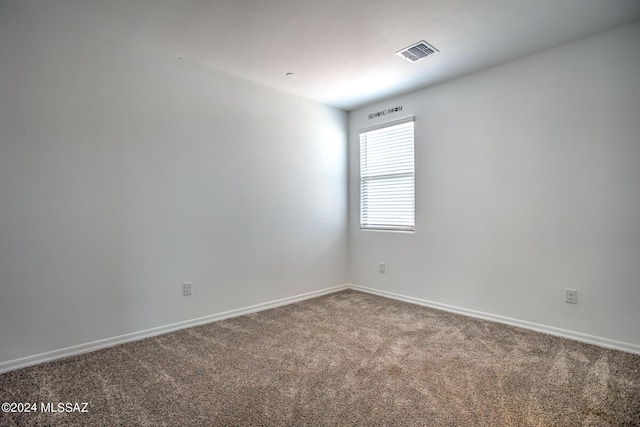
[396,41,439,62]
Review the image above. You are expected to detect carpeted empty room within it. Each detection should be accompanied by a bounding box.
[3,1,640,426]
[1,290,640,426]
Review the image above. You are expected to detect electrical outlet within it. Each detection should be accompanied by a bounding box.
[379,262,386,273]
[565,288,577,304]
[183,282,193,296]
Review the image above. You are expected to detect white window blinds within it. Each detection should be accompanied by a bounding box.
[360,118,415,231]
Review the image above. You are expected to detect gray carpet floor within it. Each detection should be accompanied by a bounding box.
[1,289,639,426]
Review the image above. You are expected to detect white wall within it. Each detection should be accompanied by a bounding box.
[349,22,640,350]
[0,3,348,366]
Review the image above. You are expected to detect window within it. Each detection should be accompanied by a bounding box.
[359,118,415,232]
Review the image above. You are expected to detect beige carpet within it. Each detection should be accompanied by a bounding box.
[1,290,639,426]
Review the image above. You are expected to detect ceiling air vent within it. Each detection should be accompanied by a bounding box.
[396,40,439,62]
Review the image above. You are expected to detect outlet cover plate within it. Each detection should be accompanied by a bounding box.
[565,288,577,304]
[184,282,193,296]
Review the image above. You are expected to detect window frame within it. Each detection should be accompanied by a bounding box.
[359,117,415,232]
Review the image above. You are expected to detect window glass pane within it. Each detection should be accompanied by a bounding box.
[360,119,415,231]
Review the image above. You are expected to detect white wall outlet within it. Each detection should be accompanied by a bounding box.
[379,262,386,273]
[565,288,577,304]
[183,282,193,296]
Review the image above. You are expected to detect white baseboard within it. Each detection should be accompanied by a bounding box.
[348,284,640,355]
[3,282,637,373]
[0,284,349,374]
